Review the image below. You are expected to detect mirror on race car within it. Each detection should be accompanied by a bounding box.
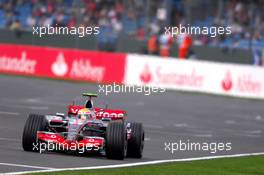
[56,113,65,117]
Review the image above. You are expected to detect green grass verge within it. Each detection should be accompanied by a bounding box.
[32,155,264,175]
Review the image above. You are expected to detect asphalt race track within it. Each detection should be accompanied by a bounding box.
[0,75,263,173]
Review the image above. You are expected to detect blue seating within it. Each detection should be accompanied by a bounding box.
[122,16,138,35]
[0,10,5,27]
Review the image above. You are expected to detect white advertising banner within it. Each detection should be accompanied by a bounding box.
[125,54,264,99]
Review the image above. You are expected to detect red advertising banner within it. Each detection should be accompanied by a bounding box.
[0,44,126,83]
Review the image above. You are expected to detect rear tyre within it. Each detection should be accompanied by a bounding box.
[105,121,127,160]
[127,122,144,158]
[22,114,47,152]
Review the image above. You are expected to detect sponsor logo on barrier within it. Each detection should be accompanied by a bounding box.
[140,64,152,84]
[69,59,105,82]
[237,74,262,94]
[221,70,262,94]
[51,52,105,81]
[0,51,37,74]
[138,64,204,88]
[222,70,233,92]
[156,67,204,87]
[51,52,68,76]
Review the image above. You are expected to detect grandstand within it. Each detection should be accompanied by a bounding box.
[0,0,263,64]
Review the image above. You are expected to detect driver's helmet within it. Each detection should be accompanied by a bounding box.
[77,108,93,120]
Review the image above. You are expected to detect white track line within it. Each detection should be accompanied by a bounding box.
[0,138,20,142]
[144,124,163,129]
[0,163,55,170]
[144,137,151,141]
[0,104,48,110]
[0,111,19,116]
[192,134,213,138]
[2,152,264,175]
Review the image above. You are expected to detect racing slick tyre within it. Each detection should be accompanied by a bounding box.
[22,114,47,152]
[105,121,127,160]
[127,122,144,158]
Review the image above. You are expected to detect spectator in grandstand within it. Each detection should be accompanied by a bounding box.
[10,19,22,38]
[252,48,262,66]
[159,32,173,57]
[252,31,263,66]
[147,33,159,55]
[177,32,192,59]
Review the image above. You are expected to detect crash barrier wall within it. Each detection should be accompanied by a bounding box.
[124,54,264,99]
[0,44,262,99]
[0,44,126,84]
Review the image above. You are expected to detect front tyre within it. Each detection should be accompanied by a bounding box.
[105,121,127,160]
[127,122,144,158]
[22,114,47,152]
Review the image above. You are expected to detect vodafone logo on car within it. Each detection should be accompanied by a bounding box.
[0,51,37,74]
[51,52,68,76]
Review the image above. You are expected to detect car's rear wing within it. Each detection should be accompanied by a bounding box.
[82,92,98,97]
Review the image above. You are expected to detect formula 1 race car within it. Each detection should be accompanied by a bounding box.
[22,93,144,160]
